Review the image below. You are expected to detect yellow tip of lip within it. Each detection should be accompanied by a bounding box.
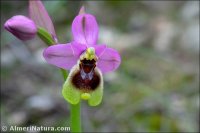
[81,93,91,100]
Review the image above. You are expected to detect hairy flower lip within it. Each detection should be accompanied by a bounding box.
[71,65,101,92]
[62,63,103,106]
[4,15,37,40]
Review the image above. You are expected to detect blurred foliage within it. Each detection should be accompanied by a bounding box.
[1,0,199,132]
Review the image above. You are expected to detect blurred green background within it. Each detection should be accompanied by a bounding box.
[1,1,199,132]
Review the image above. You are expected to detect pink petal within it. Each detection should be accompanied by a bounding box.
[43,42,86,70]
[72,14,99,46]
[93,44,106,57]
[29,0,56,38]
[97,47,121,73]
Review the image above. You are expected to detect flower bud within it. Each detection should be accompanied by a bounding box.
[4,15,37,40]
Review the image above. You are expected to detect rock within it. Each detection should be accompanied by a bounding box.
[25,95,55,112]
[99,26,148,51]
[1,48,16,67]
[180,23,199,53]
[151,16,176,52]
[181,1,199,22]
[8,111,27,126]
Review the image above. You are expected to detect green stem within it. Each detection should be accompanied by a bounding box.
[37,27,55,46]
[60,68,68,80]
[36,30,82,132]
[70,102,81,132]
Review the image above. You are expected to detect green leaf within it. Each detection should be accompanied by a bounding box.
[37,27,55,46]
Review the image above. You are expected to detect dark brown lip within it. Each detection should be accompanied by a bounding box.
[71,58,100,92]
[71,68,101,92]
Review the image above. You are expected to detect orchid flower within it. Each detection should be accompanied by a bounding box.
[43,10,121,106]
